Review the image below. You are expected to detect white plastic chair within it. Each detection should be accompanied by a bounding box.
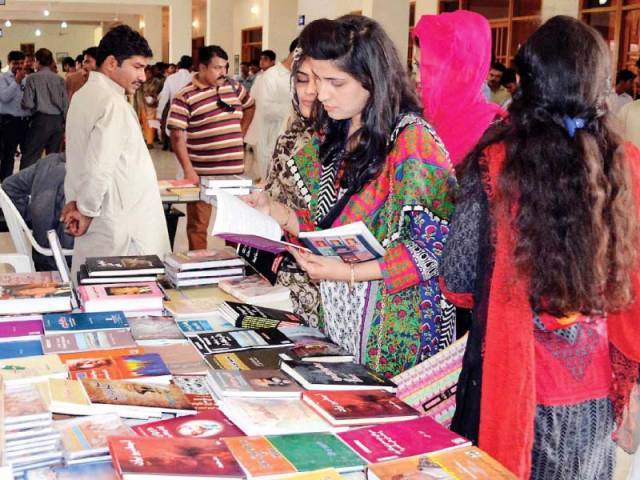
[0,186,73,271]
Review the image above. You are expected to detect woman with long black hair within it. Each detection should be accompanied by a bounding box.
[245,15,457,377]
[441,16,640,479]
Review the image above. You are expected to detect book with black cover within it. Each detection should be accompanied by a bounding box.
[219,302,303,329]
[236,244,279,285]
[206,348,289,371]
[78,264,158,284]
[85,256,165,277]
[188,329,293,356]
[280,359,397,392]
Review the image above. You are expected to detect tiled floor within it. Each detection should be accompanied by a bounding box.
[0,149,635,480]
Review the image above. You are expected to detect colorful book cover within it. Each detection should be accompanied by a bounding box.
[285,470,346,480]
[55,414,134,458]
[48,378,92,409]
[219,398,331,436]
[208,369,302,398]
[81,379,194,411]
[0,338,44,359]
[368,446,518,480]
[0,354,67,384]
[337,416,471,463]
[41,329,137,354]
[109,436,243,477]
[58,347,143,363]
[0,281,71,300]
[285,336,354,363]
[302,390,420,426]
[299,221,385,263]
[143,343,208,376]
[281,360,396,391]
[132,410,243,439]
[218,276,291,304]
[78,283,163,303]
[42,311,128,334]
[223,436,296,477]
[127,315,184,341]
[0,318,43,338]
[176,316,235,335]
[267,432,366,473]
[171,375,218,411]
[206,348,288,371]
[66,353,170,381]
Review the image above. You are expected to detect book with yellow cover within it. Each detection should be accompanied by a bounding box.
[0,354,67,386]
[286,470,345,480]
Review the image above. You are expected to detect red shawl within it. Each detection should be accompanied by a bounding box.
[478,142,640,478]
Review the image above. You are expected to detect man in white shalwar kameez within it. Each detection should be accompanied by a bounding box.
[62,25,170,276]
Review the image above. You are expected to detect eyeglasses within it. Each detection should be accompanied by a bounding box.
[216,86,237,113]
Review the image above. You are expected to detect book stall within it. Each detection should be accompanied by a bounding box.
[0,211,516,479]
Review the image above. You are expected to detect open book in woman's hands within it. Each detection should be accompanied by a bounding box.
[212,191,384,263]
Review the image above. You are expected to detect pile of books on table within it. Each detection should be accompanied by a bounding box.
[78,255,165,286]
[200,175,253,204]
[0,251,516,480]
[158,179,201,202]
[164,248,245,288]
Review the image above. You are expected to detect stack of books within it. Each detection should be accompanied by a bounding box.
[218,275,292,309]
[4,383,63,475]
[0,272,72,315]
[164,248,245,288]
[199,174,253,204]
[77,282,164,315]
[158,179,201,202]
[78,255,165,285]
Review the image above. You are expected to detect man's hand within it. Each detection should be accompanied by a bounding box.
[60,201,92,237]
[184,167,200,186]
[15,68,26,84]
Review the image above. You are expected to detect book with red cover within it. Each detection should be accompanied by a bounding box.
[302,390,420,426]
[337,416,471,463]
[132,410,244,439]
[109,436,244,478]
[65,353,171,382]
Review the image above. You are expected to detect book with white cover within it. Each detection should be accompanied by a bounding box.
[201,175,252,188]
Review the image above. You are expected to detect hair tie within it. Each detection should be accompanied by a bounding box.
[562,115,587,138]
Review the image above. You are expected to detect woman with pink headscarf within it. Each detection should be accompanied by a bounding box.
[413,11,503,167]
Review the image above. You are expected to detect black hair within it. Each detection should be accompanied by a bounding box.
[260,50,276,62]
[616,69,636,84]
[96,25,152,67]
[289,38,299,53]
[62,56,75,69]
[249,60,259,68]
[299,15,422,193]
[8,50,25,63]
[35,48,54,67]
[501,68,517,85]
[178,55,192,70]
[75,54,84,64]
[83,47,98,60]
[199,45,228,65]
[462,16,637,316]
[490,62,507,73]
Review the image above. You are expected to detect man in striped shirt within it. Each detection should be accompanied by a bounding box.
[168,45,255,250]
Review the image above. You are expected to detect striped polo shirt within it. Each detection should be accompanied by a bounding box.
[167,75,254,175]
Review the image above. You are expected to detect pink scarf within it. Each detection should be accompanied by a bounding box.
[414,11,503,166]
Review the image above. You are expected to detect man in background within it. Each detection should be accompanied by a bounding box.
[2,152,73,271]
[156,54,193,145]
[259,50,276,72]
[65,47,98,100]
[24,54,35,74]
[252,38,298,179]
[487,62,511,107]
[608,69,636,114]
[20,48,68,170]
[61,57,76,75]
[168,45,255,250]
[0,51,31,180]
[236,61,255,92]
[62,25,170,276]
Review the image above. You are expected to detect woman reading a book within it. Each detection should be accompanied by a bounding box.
[263,51,323,328]
[245,16,457,378]
[441,16,640,479]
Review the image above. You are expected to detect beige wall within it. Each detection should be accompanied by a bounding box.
[169,0,192,62]
[141,7,163,62]
[231,0,265,65]
[263,0,298,60]
[542,0,579,20]
[192,3,207,39]
[0,21,98,66]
